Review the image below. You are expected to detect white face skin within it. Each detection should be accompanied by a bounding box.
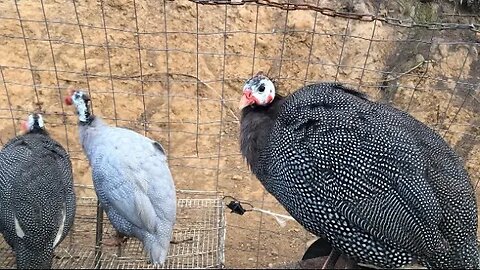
[70,91,89,122]
[27,114,44,130]
[242,76,276,106]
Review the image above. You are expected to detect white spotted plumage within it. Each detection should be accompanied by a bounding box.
[240,76,479,269]
[0,113,76,268]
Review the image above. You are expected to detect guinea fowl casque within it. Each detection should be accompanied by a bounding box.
[238,72,479,269]
[64,89,176,265]
[0,113,76,269]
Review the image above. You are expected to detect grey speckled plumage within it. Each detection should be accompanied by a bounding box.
[0,114,76,269]
[239,75,478,269]
[65,90,176,265]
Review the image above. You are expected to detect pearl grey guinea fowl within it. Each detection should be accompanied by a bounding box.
[239,72,479,269]
[0,113,76,269]
[64,89,176,265]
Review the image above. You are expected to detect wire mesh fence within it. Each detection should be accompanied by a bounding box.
[0,0,479,268]
[0,190,226,269]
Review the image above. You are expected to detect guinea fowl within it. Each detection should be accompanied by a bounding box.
[0,113,76,269]
[239,72,479,269]
[459,0,480,11]
[64,89,176,265]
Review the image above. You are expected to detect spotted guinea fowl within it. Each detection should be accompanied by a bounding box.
[0,113,76,269]
[64,89,176,265]
[239,72,479,269]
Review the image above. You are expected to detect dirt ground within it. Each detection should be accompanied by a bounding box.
[0,0,479,268]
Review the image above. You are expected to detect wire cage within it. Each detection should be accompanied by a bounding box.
[0,0,480,268]
[0,188,226,269]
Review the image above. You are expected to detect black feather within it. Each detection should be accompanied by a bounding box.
[240,93,284,173]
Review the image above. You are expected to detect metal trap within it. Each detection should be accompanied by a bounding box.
[0,189,226,269]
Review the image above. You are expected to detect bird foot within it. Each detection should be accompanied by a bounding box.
[146,260,165,266]
[102,232,129,247]
[170,237,194,245]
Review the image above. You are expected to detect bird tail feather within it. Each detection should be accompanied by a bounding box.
[143,234,169,265]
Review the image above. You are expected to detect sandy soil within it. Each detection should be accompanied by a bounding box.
[0,0,479,268]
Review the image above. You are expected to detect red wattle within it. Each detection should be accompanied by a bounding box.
[20,120,28,132]
[65,96,73,105]
[266,94,273,104]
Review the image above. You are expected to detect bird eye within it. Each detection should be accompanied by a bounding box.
[258,84,265,93]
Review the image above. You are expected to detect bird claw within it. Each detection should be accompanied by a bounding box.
[146,260,165,267]
[102,233,128,247]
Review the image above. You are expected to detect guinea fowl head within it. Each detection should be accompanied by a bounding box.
[20,113,46,134]
[64,88,92,124]
[239,71,276,110]
[238,72,285,173]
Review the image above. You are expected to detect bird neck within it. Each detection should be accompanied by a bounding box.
[27,127,48,136]
[240,94,284,173]
[78,115,104,159]
[77,100,94,125]
[79,114,95,126]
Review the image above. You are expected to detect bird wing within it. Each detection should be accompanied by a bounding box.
[91,128,174,236]
[45,138,76,247]
[271,84,446,258]
[0,145,15,241]
[1,138,66,249]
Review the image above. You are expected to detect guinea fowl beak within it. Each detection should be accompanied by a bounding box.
[239,90,255,110]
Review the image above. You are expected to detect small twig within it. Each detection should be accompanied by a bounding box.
[387,60,434,82]
[58,77,83,84]
[368,60,434,85]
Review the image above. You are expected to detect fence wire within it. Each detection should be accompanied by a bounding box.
[0,0,480,268]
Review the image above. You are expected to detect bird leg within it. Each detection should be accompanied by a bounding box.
[322,249,341,269]
[102,231,129,247]
[301,237,359,269]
